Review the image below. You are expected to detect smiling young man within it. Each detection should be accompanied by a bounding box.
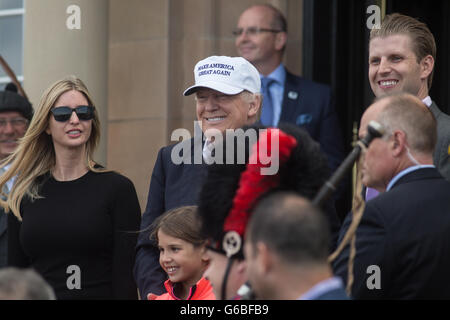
[368,13,450,181]
[0,84,32,269]
[134,56,262,298]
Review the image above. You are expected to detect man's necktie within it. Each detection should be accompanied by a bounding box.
[260,77,275,126]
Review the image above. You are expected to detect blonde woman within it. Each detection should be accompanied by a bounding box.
[2,76,141,300]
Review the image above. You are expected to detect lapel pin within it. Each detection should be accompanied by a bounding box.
[288,91,298,100]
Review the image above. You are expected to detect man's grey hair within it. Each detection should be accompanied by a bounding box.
[240,90,262,104]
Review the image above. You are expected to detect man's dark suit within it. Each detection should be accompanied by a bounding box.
[278,71,345,172]
[333,168,450,299]
[362,102,450,201]
[315,287,350,300]
[430,102,450,180]
[0,209,6,268]
[134,136,207,297]
[0,180,8,268]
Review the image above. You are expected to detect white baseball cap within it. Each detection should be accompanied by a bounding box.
[183,56,261,96]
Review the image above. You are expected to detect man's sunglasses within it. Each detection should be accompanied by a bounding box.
[51,106,95,122]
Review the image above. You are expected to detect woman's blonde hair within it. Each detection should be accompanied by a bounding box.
[0,75,102,220]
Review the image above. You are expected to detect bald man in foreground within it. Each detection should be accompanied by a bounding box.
[333,93,450,299]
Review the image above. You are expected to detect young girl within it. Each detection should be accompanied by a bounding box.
[148,206,215,300]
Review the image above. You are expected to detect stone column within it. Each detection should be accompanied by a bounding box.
[23,0,108,165]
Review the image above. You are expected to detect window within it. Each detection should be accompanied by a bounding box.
[0,0,24,90]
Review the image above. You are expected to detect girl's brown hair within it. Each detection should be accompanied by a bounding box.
[150,206,205,247]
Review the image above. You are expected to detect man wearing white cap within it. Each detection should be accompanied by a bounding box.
[134,56,262,298]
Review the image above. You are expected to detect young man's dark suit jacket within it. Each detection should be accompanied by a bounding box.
[430,102,450,180]
[134,135,208,298]
[333,167,450,299]
[278,71,345,173]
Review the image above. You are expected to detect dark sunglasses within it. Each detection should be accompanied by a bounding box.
[51,106,95,122]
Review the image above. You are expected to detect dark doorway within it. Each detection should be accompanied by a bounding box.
[303,0,377,220]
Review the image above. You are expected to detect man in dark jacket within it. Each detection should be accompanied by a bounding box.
[0,84,33,268]
[334,92,450,299]
[134,56,262,298]
[245,192,348,300]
